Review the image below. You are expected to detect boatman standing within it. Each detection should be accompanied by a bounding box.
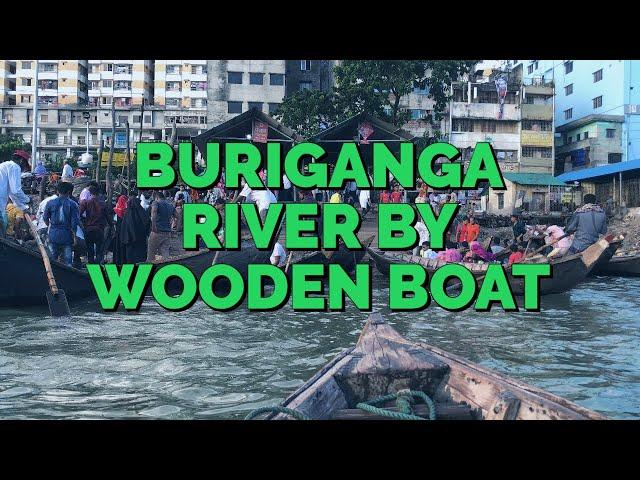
[0,150,32,236]
[565,193,607,255]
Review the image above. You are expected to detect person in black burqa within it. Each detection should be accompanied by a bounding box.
[120,196,151,263]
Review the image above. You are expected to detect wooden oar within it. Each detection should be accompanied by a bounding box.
[24,213,71,317]
[211,250,221,266]
[284,250,293,274]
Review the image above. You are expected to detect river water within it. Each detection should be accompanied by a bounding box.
[0,273,639,419]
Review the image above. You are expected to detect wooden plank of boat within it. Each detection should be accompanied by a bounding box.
[267,312,606,420]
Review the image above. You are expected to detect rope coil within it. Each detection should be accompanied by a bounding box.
[356,389,437,420]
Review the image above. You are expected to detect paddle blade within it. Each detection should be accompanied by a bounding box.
[46,290,71,317]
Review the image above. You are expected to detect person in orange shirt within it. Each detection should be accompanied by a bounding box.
[456,217,469,244]
[466,217,480,243]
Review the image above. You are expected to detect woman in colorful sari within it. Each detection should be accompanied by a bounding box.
[464,240,496,263]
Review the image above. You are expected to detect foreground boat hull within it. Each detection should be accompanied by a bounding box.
[264,313,606,420]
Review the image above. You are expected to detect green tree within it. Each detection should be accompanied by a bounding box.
[0,134,31,163]
[277,60,478,138]
[274,89,339,138]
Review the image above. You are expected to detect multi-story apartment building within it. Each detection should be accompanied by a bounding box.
[449,63,554,176]
[206,60,286,125]
[0,60,88,107]
[87,60,154,108]
[512,60,640,174]
[153,60,208,140]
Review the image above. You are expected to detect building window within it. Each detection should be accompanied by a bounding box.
[40,114,48,123]
[593,96,602,109]
[534,61,539,69]
[522,120,553,131]
[144,115,152,124]
[565,84,573,96]
[527,64,534,74]
[166,64,180,74]
[593,69,603,82]
[166,98,180,107]
[269,73,284,86]
[452,119,474,132]
[608,153,622,164]
[268,103,280,115]
[606,128,616,138]
[227,101,242,114]
[104,64,113,72]
[21,61,32,69]
[299,81,313,91]
[300,60,311,71]
[576,133,581,141]
[133,115,141,123]
[584,131,589,139]
[21,95,31,103]
[118,115,128,125]
[248,102,263,111]
[522,146,553,158]
[567,136,573,144]
[249,73,264,85]
[564,108,573,120]
[228,72,243,84]
[564,61,573,74]
[103,80,112,88]
[497,193,504,210]
[21,78,32,86]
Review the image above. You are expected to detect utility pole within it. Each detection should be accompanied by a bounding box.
[126,121,131,197]
[30,60,39,171]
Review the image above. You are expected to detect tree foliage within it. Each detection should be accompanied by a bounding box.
[277,60,478,138]
[0,134,31,163]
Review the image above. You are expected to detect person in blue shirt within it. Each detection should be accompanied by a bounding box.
[43,181,79,266]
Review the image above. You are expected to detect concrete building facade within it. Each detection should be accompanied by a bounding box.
[285,60,335,97]
[206,60,286,126]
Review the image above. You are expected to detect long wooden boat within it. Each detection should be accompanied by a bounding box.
[592,252,640,277]
[288,234,375,273]
[367,235,618,296]
[0,236,268,307]
[258,312,606,420]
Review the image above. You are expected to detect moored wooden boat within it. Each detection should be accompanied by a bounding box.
[0,236,268,307]
[367,234,618,295]
[592,252,640,277]
[257,312,606,420]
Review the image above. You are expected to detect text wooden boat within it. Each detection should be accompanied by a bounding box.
[367,235,617,295]
[261,312,606,420]
[0,236,268,307]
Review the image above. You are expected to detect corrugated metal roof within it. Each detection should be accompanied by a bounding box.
[556,159,640,183]
[503,172,565,186]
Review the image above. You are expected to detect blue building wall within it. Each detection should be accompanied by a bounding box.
[514,60,640,162]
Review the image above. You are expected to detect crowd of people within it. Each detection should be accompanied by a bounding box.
[410,193,607,269]
[0,149,609,272]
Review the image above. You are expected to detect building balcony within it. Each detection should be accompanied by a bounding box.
[556,137,596,155]
[520,156,554,170]
[521,103,553,120]
[523,84,554,96]
[451,102,520,121]
[521,130,553,147]
[451,131,521,149]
